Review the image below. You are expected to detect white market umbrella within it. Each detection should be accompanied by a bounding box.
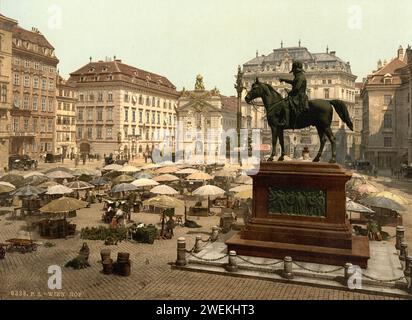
[103,164,123,171]
[46,185,74,195]
[176,168,200,175]
[46,170,74,179]
[150,184,178,195]
[229,185,252,193]
[154,174,180,182]
[193,185,226,213]
[186,171,213,181]
[131,178,159,188]
[118,165,141,173]
[23,172,45,179]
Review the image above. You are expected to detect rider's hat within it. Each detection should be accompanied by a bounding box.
[290,61,304,73]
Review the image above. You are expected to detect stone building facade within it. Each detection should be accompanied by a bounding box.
[0,14,17,169]
[10,24,59,158]
[361,46,412,169]
[68,58,179,158]
[176,75,237,162]
[242,44,357,163]
[55,75,77,158]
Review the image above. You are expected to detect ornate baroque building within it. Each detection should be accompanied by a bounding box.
[242,43,358,163]
[68,58,179,157]
[361,46,412,169]
[55,75,77,157]
[176,75,237,162]
[10,24,59,157]
[0,14,17,169]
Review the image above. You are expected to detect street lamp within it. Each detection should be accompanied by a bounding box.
[235,65,244,165]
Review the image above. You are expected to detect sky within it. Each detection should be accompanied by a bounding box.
[2,0,412,96]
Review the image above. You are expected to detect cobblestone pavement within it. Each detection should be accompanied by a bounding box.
[0,161,408,300]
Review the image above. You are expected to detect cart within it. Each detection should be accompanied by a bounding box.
[6,239,38,253]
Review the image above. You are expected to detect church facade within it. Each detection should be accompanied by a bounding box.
[175,75,237,163]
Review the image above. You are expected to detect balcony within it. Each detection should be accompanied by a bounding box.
[10,131,35,137]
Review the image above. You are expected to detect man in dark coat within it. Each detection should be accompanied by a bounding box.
[280,61,309,127]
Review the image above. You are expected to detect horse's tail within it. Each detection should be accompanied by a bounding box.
[330,100,353,131]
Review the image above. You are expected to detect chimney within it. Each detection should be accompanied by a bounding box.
[398,45,404,60]
[326,45,329,54]
[330,51,336,56]
[31,27,39,33]
[256,50,258,58]
[377,59,382,69]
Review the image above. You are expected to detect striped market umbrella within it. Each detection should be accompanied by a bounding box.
[13,185,46,197]
[65,181,94,190]
[112,174,134,185]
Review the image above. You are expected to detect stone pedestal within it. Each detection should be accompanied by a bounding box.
[226,162,370,268]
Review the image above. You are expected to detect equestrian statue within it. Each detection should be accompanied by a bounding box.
[245,60,353,163]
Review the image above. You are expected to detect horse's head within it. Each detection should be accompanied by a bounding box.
[245,78,265,104]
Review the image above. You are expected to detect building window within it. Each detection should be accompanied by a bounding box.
[146,111,150,124]
[106,127,112,139]
[324,89,330,99]
[79,94,84,102]
[87,127,93,139]
[146,97,150,106]
[327,79,332,84]
[33,77,39,89]
[108,92,113,102]
[383,114,392,128]
[87,108,93,121]
[13,74,19,85]
[48,119,53,132]
[33,119,37,132]
[24,118,29,130]
[96,127,102,139]
[42,78,46,90]
[32,96,38,111]
[157,112,160,124]
[124,93,129,102]
[151,111,155,124]
[132,109,136,122]
[13,118,18,132]
[97,108,103,121]
[98,92,103,102]
[48,99,53,112]
[24,75,30,87]
[49,80,54,90]
[124,108,129,122]
[78,109,84,121]
[23,95,29,109]
[76,127,83,140]
[139,110,143,123]
[107,107,113,121]
[41,96,46,111]
[384,95,392,105]
[152,97,156,107]
[0,84,7,102]
[383,137,392,148]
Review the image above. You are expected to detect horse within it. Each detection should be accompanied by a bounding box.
[245,78,353,163]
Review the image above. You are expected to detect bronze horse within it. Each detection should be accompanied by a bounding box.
[245,78,353,163]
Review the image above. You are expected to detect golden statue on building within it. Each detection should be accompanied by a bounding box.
[195,74,205,90]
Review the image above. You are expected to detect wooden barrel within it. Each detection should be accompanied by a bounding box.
[117,252,129,263]
[100,249,111,262]
[102,259,113,275]
[117,260,131,277]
